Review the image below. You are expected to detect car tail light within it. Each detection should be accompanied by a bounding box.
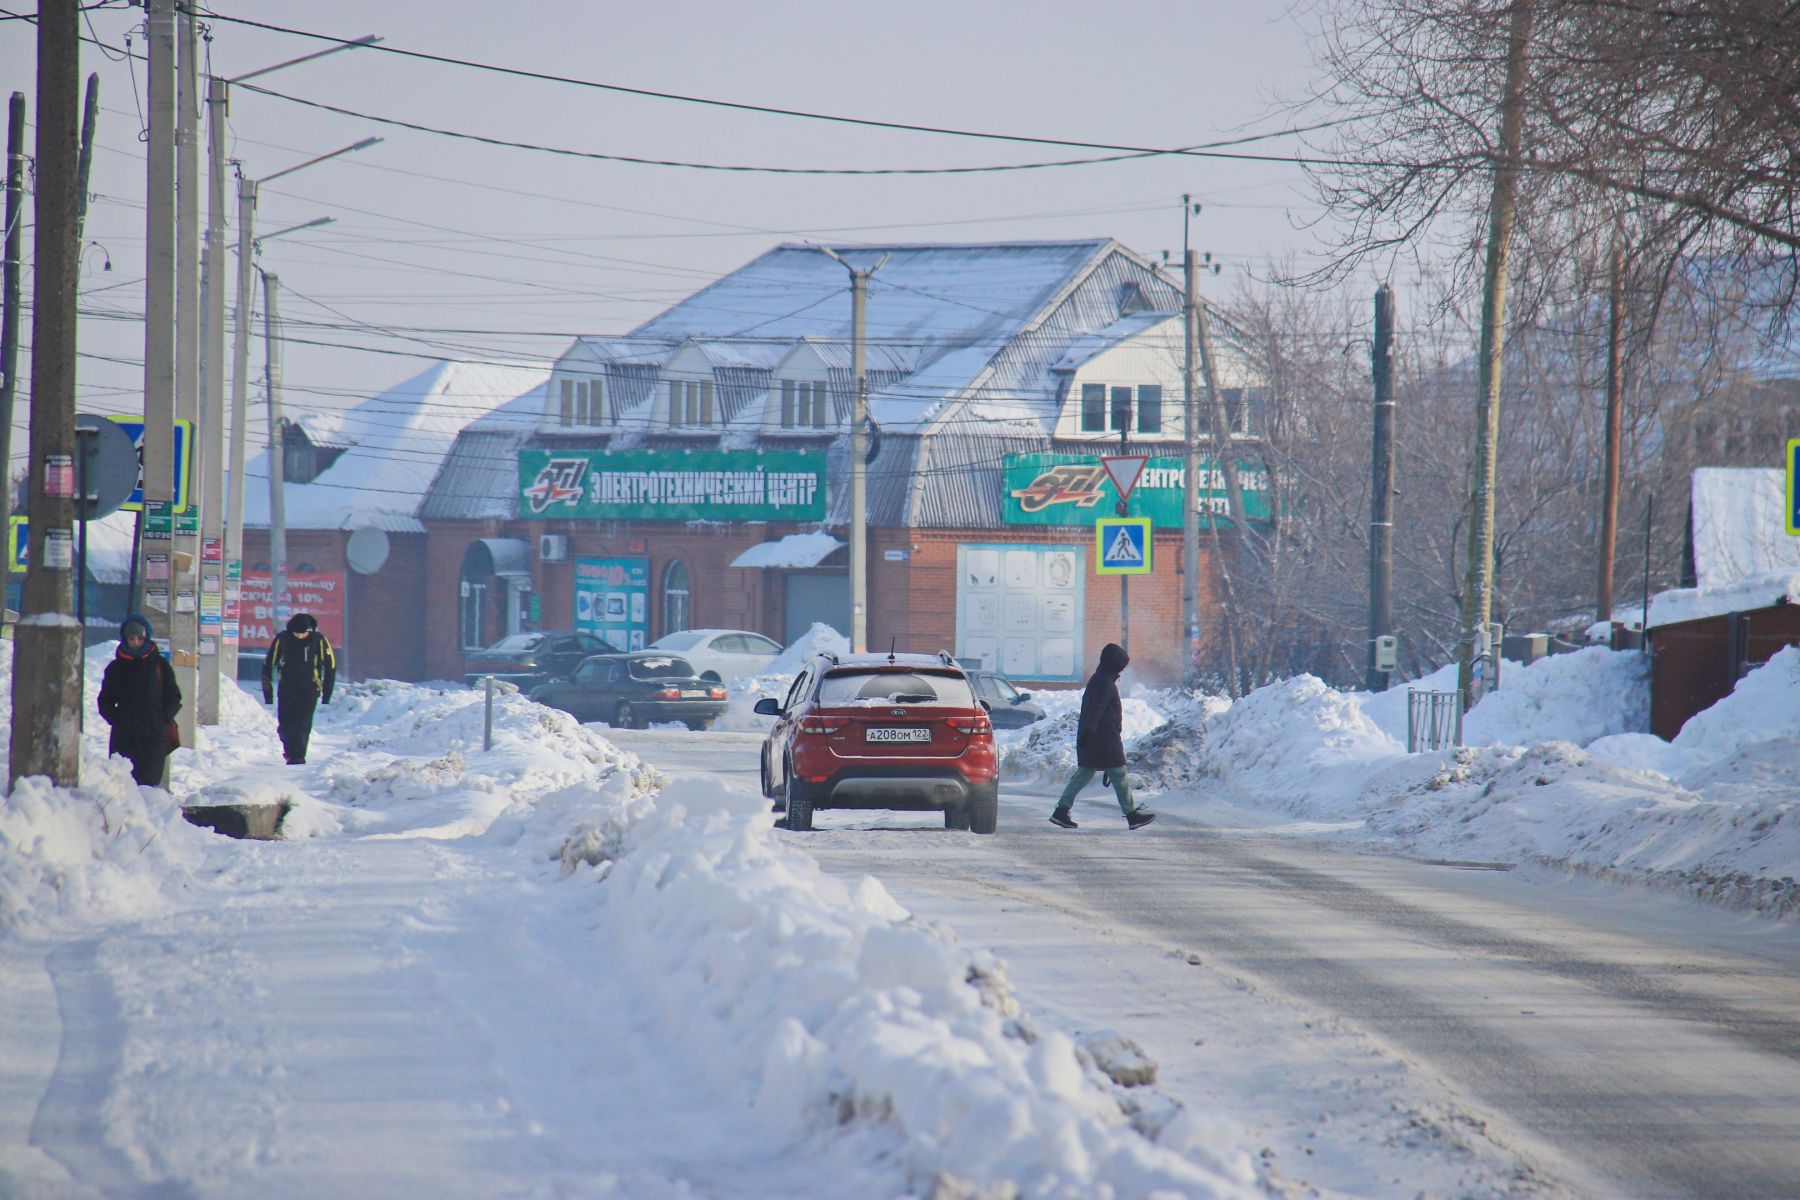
[946,715,992,735]
[652,687,681,701]
[707,686,727,700]
[800,716,846,734]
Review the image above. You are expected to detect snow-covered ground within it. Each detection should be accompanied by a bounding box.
[2,623,1797,1196]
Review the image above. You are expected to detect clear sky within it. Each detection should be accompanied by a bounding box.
[4,0,1331,430]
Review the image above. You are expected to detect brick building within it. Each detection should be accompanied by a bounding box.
[398,238,1271,688]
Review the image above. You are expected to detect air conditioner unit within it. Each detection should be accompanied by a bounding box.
[538,534,569,562]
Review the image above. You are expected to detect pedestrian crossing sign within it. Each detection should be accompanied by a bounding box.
[1095,517,1152,575]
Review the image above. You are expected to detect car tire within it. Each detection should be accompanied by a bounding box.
[967,784,999,835]
[784,770,815,832]
[684,718,712,731]
[613,701,639,730]
[944,803,971,831]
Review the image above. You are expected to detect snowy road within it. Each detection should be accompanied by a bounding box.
[617,726,1800,1200]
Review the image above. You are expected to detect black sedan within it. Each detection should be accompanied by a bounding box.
[464,630,619,689]
[967,669,1048,730]
[529,652,729,730]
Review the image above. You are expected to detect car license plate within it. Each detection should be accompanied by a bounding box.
[867,727,930,743]
[680,690,707,698]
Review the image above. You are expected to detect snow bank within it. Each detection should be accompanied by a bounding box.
[714,623,849,731]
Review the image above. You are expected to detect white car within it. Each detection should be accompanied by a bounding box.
[645,628,783,683]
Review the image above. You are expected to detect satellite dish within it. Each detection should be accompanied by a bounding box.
[73,414,139,519]
[345,526,390,575]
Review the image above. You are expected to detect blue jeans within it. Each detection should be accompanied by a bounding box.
[1053,767,1134,815]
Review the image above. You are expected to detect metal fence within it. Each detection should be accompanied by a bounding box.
[1407,689,1462,753]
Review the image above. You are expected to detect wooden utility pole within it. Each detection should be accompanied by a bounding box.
[1596,237,1625,626]
[1457,0,1536,713]
[11,0,83,787]
[1367,284,1396,692]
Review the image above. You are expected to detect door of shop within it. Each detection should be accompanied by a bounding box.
[783,572,848,645]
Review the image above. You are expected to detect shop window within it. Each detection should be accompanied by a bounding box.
[662,559,690,635]
[461,581,486,650]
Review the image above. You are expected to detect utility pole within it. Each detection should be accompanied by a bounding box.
[1367,284,1396,693]
[1180,198,1202,684]
[1596,235,1625,626]
[1457,0,1536,713]
[197,73,227,722]
[169,4,200,749]
[1194,277,1244,696]
[137,0,177,772]
[12,0,82,786]
[262,269,289,622]
[818,246,886,653]
[1,93,25,616]
[224,174,255,685]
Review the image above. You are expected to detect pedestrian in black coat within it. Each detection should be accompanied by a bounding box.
[1049,642,1155,830]
[97,613,182,787]
[261,612,336,765]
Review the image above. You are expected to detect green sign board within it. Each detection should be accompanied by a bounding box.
[519,449,826,522]
[1002,452,1271,529]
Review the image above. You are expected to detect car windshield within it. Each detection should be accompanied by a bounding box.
[651,632,705,651]
[818,669,975,708]
[485,634,544,653]
[627,655,696,680]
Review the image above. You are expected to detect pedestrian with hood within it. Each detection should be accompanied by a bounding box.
[97,613,183,787]
[262,613,336,765]
[1049,641,1155,830]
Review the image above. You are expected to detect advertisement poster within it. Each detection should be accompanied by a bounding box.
[574,556,649,651]
[238,569,346,648]
[955,543,1084,682]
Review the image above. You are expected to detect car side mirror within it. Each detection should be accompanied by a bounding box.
[753,697,782,717]
[1015,691,1031,703]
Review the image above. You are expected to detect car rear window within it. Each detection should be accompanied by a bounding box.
[817,669,975,708]
[628,655,696,680]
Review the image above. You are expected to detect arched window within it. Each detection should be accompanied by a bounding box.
[661,560,690,636]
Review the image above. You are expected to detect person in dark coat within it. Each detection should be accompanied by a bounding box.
[261,612,336,765]
[97,613,183,787]
[1049,642,1155,830]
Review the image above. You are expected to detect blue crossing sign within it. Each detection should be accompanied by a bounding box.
[111,417,194,512]
[1788,437,1799,536]
[1095,517,1152,575]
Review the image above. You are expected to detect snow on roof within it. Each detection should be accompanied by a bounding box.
[243,359,550,533]
[1648,569,1800,629]
[729,530,844,569]
[1689,467,1800,590]
[1050,312,1178,371]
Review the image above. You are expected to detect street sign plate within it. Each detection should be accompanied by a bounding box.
[1095,517,1152,575]
[1788,437,1800,536]
[111,417,194,513]
[1101,455,1150,501]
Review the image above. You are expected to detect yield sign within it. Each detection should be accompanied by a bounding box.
[1101,454,1149,501]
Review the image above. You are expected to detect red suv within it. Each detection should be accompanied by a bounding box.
[755,651,999,833]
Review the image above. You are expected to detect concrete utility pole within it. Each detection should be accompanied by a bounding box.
[1,93,25,608]
[1180,199,1202,684]
[1596,235,1625,626]
[1366,284,1396,693]
[12,0,82,787]
[1457,0,1536,713]
[169,5,201,749]
[261,269,289,622]
[223,173,256,687]
[1194,275,1244,697]
[136,0,177,772]
[197,73,227,722]
[819,246,886,653]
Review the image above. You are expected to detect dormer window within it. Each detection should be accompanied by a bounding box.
[1118,282,1150,316]
[671,378,714,427]
[1077,382,1164,436]
[780,380,829,429]
[560,377,604,426]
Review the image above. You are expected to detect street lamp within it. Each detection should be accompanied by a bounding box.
[198,35,378,721]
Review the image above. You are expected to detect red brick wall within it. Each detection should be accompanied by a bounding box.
[240,528,433,682]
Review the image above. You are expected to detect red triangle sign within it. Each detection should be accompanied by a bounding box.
[1101,455,1150,501]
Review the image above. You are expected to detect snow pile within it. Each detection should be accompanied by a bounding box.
[998,679,1174,782]
[713,623,849,730]
[1647,568,1800,629]
[571,777,1258,1197]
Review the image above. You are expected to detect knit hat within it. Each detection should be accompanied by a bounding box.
[120,613,152,641]
[287,613,318,633]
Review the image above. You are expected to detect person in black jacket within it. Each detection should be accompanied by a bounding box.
[1049,642,1155,830]
[97,613,183,787]
[261,612,336,764]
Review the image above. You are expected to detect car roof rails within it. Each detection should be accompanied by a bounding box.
[937,649,956,666]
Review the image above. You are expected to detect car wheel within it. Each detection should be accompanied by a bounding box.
[684,718,712,732]
[944,803,971,831]
[783,769,815,832]
[967,784,999,835]
[613,701,639,730]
